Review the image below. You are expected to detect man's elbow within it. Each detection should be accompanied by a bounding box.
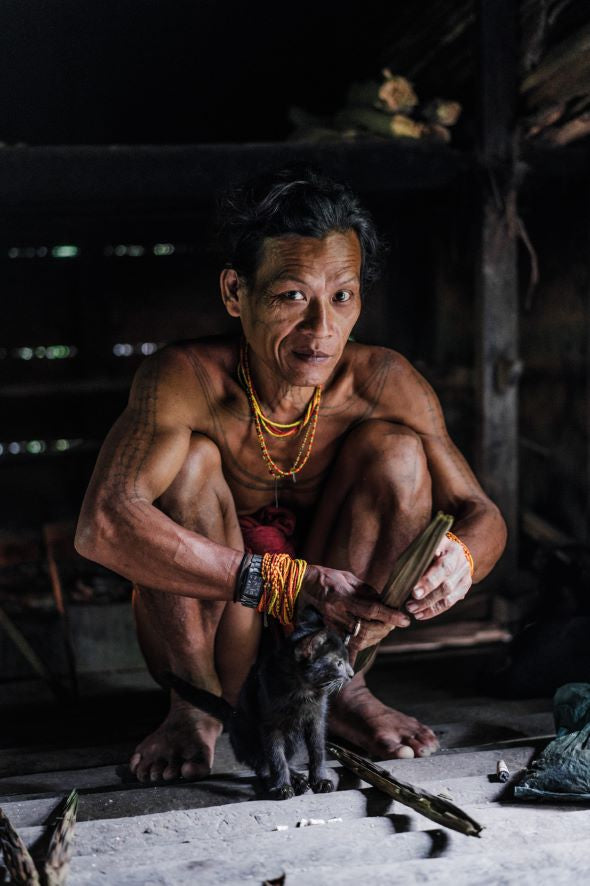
[74,504,116,566]
[484,498,508,558]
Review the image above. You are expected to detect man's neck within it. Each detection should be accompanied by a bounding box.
[246,349,319,422]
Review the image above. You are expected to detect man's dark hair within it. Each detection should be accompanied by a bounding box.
[216,167,386,292]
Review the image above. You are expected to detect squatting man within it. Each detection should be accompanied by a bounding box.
[75,168,506,783]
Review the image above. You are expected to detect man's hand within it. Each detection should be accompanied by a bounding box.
[299,564,410,651]
[406,535,472,621]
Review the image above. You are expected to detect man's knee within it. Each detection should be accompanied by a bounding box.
[157,433,229,525]
[342,420,426,472]
[181,434,223,481]
[340,420,431,507]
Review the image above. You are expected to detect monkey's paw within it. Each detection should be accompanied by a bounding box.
[311,777,334,793]
[289,770,310,795]
[269,783,295,800]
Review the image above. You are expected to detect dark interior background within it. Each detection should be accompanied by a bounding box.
[0,0,424,146]
[1,0,589,556]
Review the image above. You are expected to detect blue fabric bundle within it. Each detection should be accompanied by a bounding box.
[515,683,590,801]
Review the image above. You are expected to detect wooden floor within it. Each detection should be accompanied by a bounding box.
[1,651,586,885]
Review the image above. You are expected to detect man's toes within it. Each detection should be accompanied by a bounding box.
[162,762,182,781]
[181,758,211,780]
[373,730,415,760]
[392,744,415,759]
[416,728,439,754]
[135,762,151,783]
[406,736,434,758]
[129,752,142,774]
[149,765,165,782]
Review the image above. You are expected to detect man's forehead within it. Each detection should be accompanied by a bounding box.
[256,231,361,281]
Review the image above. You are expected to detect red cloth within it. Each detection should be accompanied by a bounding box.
[238,505,297,557]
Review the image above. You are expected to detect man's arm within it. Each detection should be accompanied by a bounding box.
[74,347,242,600]
[374,351,507,620]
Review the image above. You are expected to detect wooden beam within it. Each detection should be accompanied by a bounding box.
[475,0,520,580]
[0,142,472,215]
[587,204,590,546]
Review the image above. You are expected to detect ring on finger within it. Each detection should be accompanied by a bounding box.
[344,619,362,646]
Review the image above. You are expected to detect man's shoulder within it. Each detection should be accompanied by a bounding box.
[159,335,239,372]
[343,341,414,387]
[340,342,436,421]
[129,335,239,421]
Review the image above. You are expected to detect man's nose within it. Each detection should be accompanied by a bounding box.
[303,299,332,336]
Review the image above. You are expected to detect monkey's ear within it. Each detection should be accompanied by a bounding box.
[292,606,324,642]
[294,630,328,660]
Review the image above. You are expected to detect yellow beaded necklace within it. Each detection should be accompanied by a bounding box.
[238,340,322,480]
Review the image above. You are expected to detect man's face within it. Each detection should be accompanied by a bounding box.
[222,230,362,387]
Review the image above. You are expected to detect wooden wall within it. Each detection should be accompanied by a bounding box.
[1,180,472,530]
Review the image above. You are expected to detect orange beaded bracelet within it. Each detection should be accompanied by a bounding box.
[446,531,474,576]
[256,553,307,625]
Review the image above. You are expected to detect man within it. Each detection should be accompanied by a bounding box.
[75,168,506,783]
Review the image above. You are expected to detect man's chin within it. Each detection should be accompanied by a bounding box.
[284,362,334,388]
[284,352,341,387]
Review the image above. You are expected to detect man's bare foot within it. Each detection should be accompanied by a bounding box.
[329,674,439,760]
[129,694,223,783]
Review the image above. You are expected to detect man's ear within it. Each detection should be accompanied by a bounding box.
[220,267,246,318]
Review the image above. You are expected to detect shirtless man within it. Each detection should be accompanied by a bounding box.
[75,168,506,783]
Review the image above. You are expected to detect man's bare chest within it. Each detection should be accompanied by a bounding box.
[202,401,362,513]
[184,343,397,513]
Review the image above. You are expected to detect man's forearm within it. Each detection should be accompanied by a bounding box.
[75,496,243,600]
[451,498,507,583]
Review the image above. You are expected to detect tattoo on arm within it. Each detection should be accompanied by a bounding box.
[106,358,160,502]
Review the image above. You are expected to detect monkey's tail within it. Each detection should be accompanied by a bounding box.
[162,671,234,729]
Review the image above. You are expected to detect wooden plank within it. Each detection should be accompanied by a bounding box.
[61,841,590,886]
[0,743,538,810]
[285,842,590,886]
[0,668,157,707]
[0,741,136,778]
[0,707,551,800]
[62,838,590,886]
[0,690,553,777]
[11,803,590,880]
[475,0,520,579]
[0,143,473,216]
[0,708,551,783]
[1,779,256,828]
[16,797,590,855]
[1,744,540,827]
[378,619,511,655]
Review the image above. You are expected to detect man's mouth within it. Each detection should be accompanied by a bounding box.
[292,349,333,363]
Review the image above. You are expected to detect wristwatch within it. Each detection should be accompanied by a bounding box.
[236,553,264,608]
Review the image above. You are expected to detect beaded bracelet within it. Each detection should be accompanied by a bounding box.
[256,553,308,625]
[446,531,474,576]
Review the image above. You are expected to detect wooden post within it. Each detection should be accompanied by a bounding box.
[586,197,590,547]
[475,0,520,581]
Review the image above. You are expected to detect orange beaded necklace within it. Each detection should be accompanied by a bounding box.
[238,340,322,481]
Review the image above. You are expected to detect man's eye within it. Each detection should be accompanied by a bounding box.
[283,290,305,301]
[334,290,352,302]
